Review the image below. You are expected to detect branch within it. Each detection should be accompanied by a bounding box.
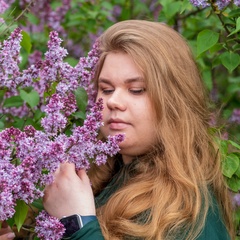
[178,8,205,20]
[0,0,36,37]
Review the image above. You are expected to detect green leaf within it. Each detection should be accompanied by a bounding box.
[14,200,29,232]
[228,17,240,36]
[163,2,182,19]
[0,121,4,130]
[72,111,86,120]
[19,89,40,108]
[202,69,212,91]
[3,96,24,108]
[64,57,79,67]
[222,153,239,178]
[25,12,39,25]
[226,83,240,95]
[73,87,88,112]
[101,1,113,10]
[33,109,45,121]
[226,175,240,192]
[220,52,240,73]
[31,198,44,211]
[228,9,240,18]
[180,0,192,14]
[228,140,240,150]
[219,139,228,155]
[235,163,240,178]
[6,217,15,228]
[20,31,32,53]
[13,118,25,129]
[197,30,219,56]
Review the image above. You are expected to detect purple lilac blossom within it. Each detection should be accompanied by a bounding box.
[18,0,71,36]
[189,0,210,7]
[0,28,22,88]
[233,193,240,207]
[28,50,42,65]
[107,5,122,22]
[0,99,124,222]
[215,0,231,9]
[0,161,16,220]
[0,0,8,12]
[229,109,240,124]
[189,0,240,8]
[234,0,240,6]
[0,28,124,238]
[35,211,65,240]
[0,30,99,119]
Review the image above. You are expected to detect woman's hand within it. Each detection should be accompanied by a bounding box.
[0,222,15,240]
[43,162,96,219]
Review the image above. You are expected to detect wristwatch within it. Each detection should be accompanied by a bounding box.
[60,214,97,239]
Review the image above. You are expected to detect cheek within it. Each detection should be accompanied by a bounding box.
[101,103,108,120]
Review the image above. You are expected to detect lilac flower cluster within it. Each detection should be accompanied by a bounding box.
[229,109,240,124]
[0,127,43,220]
[0,27,99,120]
[215,0,231,9]
[0,98,123,239]
[189,0,210,8]
[0,0,8,23]
[234,0,240,6]
[35,211,65,240]
[0,28,124,239]
[0,27,22,89]
[9,0,71,36]
[233,193,240,207]
[189,0,240,9]
[0,0,8,13]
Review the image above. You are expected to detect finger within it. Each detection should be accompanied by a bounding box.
[0,232,15,240]
[52,162,75,179]
[0,224,11,235]
[59,162,76,174]
[77,169,90,182]
[1,221,8,228]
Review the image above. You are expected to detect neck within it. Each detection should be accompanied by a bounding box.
[122,155,134,165]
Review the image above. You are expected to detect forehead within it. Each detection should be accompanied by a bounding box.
[98,52,144,82]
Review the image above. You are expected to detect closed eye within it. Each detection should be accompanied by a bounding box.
[129,88,146,95]
[101,88,114,95]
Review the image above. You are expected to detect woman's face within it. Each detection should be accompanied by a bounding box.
[96,52,157,164]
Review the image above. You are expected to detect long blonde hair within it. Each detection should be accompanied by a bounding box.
[89,20,234,239]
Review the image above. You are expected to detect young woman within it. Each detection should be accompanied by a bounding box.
[43,20,234,239]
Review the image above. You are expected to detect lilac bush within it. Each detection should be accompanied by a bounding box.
[1,0,240,237]
[190,0,240,9]
[0,27,99,121]
[0,28,124,239]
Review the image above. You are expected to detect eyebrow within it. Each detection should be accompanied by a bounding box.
[98,77,145,84]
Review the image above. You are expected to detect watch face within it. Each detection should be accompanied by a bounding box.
[60,214,83,239]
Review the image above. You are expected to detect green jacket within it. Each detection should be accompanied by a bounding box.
[71,162,230,240]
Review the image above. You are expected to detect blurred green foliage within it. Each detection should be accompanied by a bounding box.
[1,0,240,237]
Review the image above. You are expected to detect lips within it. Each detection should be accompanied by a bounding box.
[108,118,129,130]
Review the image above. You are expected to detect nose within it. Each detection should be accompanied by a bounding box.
[106,90,126,111]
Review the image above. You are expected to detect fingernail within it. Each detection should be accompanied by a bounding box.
[7,232,15,239]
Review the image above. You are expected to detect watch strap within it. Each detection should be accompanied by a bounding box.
[81,215,97,227]
[60,214,97,240]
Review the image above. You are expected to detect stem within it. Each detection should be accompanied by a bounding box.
[178,8,205,20]
[216,13,231,35]
[0,0,36,36]
[21,225,35,232]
